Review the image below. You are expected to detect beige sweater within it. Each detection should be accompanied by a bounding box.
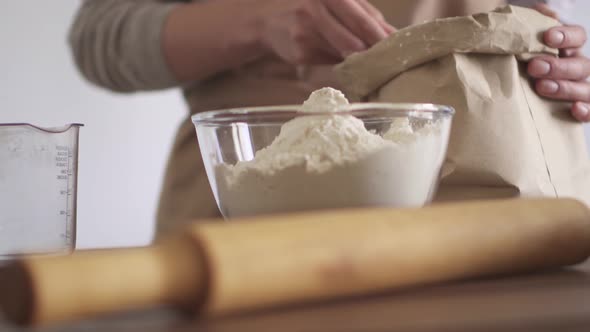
[69,0,506,234]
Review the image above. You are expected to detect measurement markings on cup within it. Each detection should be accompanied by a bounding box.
[55,144,74,243]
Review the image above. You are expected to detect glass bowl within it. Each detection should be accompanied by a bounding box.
[192,103,454,219]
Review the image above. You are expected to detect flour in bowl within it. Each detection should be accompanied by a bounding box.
[214,88,447,218]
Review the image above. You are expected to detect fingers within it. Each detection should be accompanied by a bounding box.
[536,79,590,103]
[529,4,590,122]
[572,102,590,122]
[379,20,396,35]
[545,25,587,49]
[354,0,384,21]
[355,0,396,34]
[303,0,394,58]
[535,80,590,122]
[560,48,584,58]
[322,0,388,46]
[545,26,586,59]
[528,56,590,81]
[310,2,366,57]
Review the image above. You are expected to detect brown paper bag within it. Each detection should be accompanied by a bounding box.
[335,5,590,205]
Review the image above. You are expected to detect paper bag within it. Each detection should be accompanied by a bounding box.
[335,5,590,205]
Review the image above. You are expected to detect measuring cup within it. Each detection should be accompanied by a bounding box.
[0,123,82,258]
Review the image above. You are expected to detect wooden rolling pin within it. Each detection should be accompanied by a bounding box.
[1,198,590,327]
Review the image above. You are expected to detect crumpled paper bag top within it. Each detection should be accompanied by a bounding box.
[335,5,560,99]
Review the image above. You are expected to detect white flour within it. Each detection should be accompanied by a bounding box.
[214,88,445,218]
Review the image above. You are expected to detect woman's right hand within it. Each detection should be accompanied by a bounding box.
[255,0,396,65]
[163,0,395,83]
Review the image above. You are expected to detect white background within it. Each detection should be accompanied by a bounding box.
[0,1,185,249]
[0,1,588,249]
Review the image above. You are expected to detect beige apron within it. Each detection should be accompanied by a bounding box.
[155,0,506,234]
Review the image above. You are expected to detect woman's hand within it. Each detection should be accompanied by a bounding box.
[163,0,395,83]
[528,4,590,122]
[258,0,395,65]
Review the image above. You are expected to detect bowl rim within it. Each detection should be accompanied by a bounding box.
[192,103,455,124]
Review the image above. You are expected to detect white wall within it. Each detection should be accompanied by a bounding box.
[0,1,185,249]
[0,1,588,249]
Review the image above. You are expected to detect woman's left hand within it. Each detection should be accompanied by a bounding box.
[528,4,590,122]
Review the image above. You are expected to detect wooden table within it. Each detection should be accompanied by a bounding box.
[2,261,590,332]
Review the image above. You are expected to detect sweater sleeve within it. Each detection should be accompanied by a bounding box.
[68,0,181,93]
